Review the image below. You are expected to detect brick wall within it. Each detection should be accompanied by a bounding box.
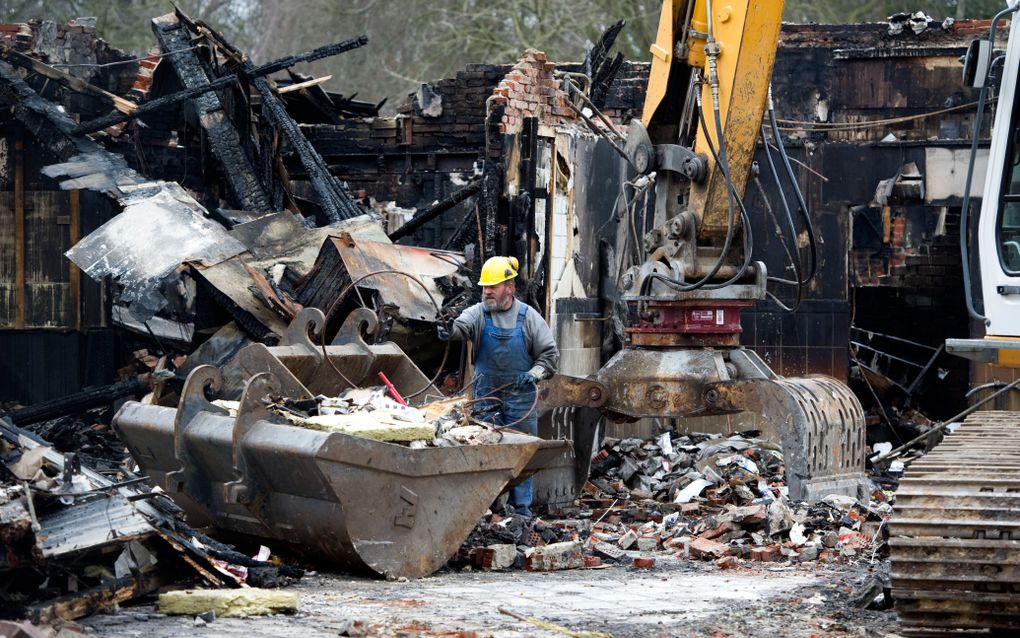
[486,49,576,135]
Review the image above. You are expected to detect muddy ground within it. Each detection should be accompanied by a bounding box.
[79,555,897,638]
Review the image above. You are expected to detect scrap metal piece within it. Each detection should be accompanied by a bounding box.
[890,411,1020,633]
[113,365,544,578]
[35,493,154,560]
[299,233,465,324]
[65,184,246,321]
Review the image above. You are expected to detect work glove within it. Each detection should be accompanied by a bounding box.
[514,371,537,389]
[437,321,451,341]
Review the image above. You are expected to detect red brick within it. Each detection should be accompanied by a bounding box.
[701,521,738,540]
[716,555,739,569]
[680,503,701,515]
[633,557,656,569]
[524,541,583,572]
[690,537,731,559]
[474,543,516,570]
[750,544,781,562]
[732,505,767,525]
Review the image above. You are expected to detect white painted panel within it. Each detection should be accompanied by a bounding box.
[924,147,989,202]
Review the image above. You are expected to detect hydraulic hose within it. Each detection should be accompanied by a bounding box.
[767,87,818,284]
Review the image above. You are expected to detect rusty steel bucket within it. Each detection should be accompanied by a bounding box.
[114,366,542,578]
[217,307,442,403]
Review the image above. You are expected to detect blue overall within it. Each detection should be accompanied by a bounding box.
[473,304,538,516]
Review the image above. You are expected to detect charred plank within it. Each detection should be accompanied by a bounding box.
[388,179,482,241]
[71,35,370,136]
[182,13,365,224]
[5,379,149,426]
[29,571,167,623]
[149,13,270,211]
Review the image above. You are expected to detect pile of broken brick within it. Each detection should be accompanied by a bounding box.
[457,430,892,572]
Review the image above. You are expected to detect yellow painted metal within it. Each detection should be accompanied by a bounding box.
[999,348,1020,367]
[686,0,785,239]
[989,335,1020,367]
[640,0,686,127]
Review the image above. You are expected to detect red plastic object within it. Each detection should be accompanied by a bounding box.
[378,371,407,405]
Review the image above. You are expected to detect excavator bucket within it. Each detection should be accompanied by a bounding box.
[217,307,442,402]
[114,366,542,579]
[543,347,867,502]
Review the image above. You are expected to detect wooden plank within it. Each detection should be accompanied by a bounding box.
[277,74,332,94]
[30,572,166,624]
[3,48,137,115]
[14,138,24,328]
[69,189,80,330]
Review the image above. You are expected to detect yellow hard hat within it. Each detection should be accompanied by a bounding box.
[478,256,519,286]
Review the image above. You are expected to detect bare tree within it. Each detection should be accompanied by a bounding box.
[3,0,255,56]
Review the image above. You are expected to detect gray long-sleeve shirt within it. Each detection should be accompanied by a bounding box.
[449,298,559,378]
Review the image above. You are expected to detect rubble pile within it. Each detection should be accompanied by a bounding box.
[580,432,892,565]
[211,386,521,448]
[0,417,303,623]
[456,430,893,573]
[19,410,127,473]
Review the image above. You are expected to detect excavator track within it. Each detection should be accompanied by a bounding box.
[890,411,1020,636]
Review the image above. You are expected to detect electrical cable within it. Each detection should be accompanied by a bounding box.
[775,98,995,133]
[754,172,803,313]
[322,268,453,399]
[760,121,809,311]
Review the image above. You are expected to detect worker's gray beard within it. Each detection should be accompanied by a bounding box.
[482,292,513,311]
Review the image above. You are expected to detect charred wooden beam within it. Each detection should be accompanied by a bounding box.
[183,13,365,223]
[0,60,82,159]
[148,12,270,211]
[5,379,149,426]
[251,74,363,223]
[1,46,138,115]
[72,35,369,136]
[30,571,167,623]
[388,179,482,241]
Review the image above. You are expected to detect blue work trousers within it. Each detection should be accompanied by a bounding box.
[473,373,538,516]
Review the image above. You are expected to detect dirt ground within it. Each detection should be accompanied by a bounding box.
[80,555,898,638]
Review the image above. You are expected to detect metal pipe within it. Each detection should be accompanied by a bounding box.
[869,377,1020,465]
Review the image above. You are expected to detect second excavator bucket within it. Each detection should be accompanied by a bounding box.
[543,346,867,502]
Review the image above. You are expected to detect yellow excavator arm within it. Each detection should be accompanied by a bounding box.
[638,0,785,238]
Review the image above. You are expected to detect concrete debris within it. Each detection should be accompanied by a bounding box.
[523,541,584,572]
[473,544,516,570]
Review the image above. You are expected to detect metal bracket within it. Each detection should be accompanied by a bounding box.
[224,372,281,509]
[168,365,229,492]
[656,145,708,183]
[537,374,608,412]
[279,307,326,354]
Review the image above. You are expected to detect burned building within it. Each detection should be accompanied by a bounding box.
[763,20,1005,419]
[0,14,1006,427]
